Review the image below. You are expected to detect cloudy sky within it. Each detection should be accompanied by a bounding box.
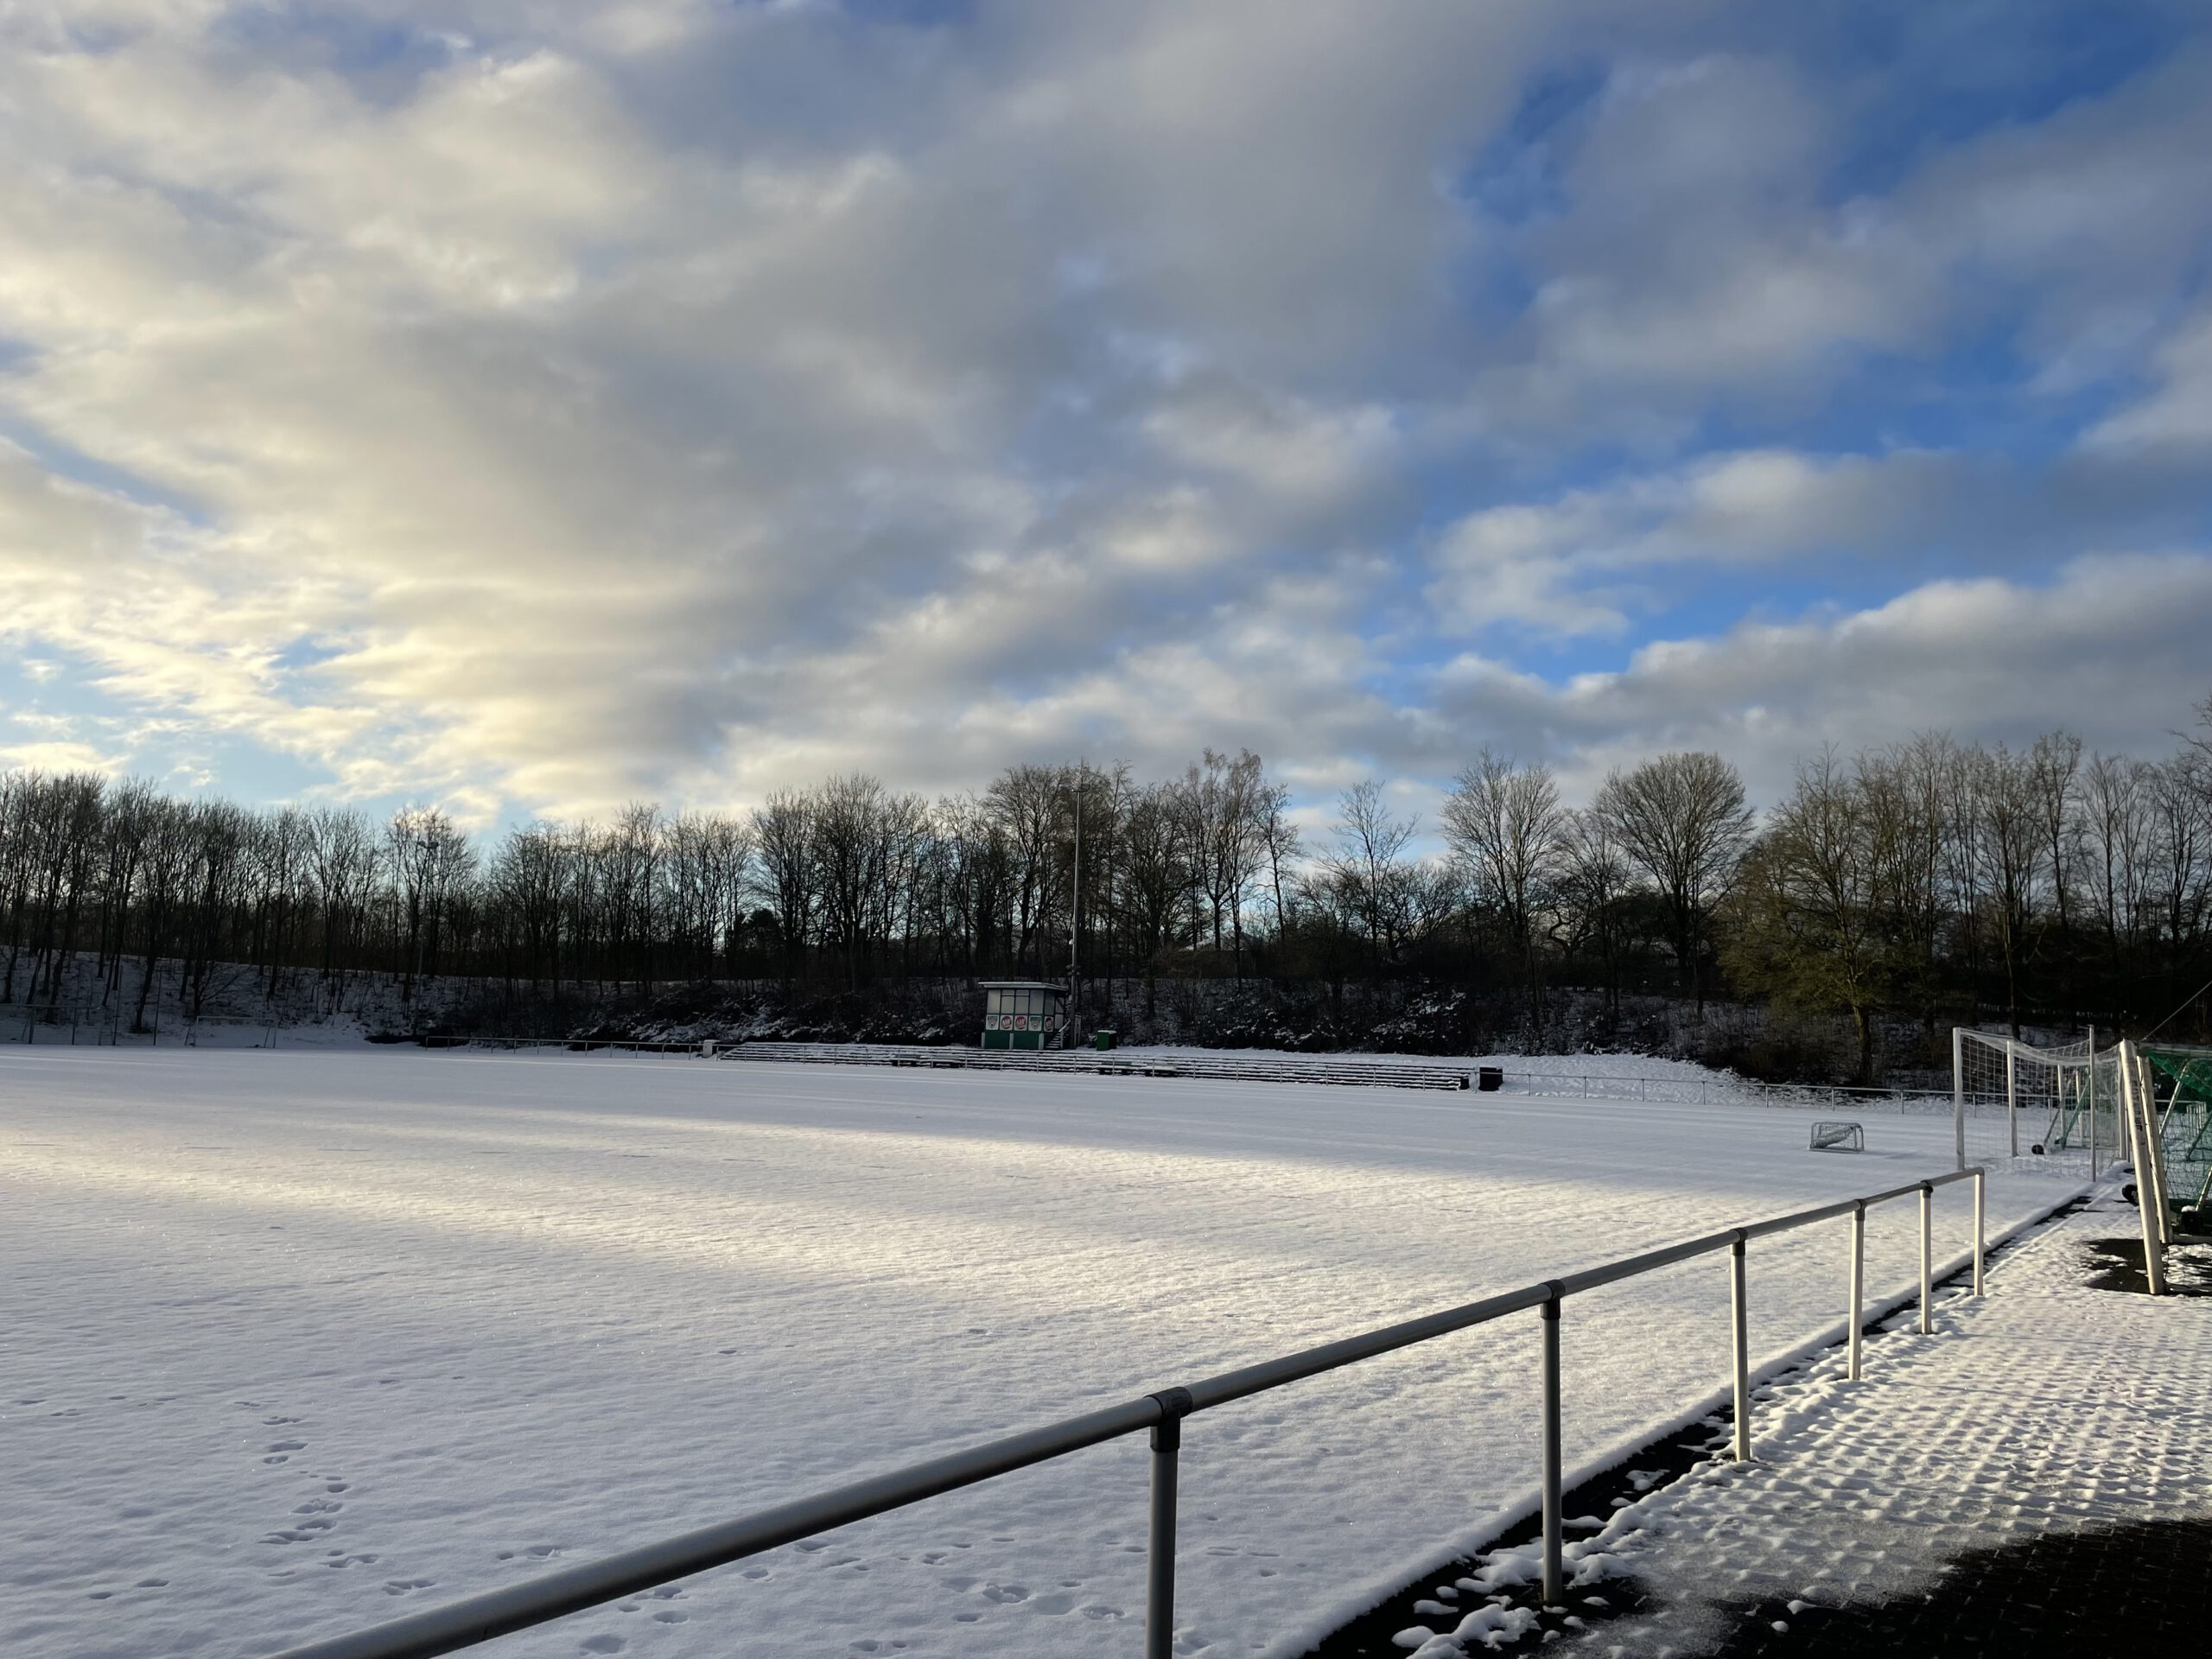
[3,0,2210,829]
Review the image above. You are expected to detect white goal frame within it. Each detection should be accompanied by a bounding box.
[1952,1027,2172,1295]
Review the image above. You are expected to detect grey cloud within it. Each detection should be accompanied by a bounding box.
[1,1,2209,826]
[1421,553,2212,807]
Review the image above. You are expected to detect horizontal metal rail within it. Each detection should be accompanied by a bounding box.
[272,1166,1987,1659]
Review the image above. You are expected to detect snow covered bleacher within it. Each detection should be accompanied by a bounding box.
[721,1040,1471,1090]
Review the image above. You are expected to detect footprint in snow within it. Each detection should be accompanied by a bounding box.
[264,1522,338,1544]
[577,1637,625,1655]
[981,1583,1027,1604]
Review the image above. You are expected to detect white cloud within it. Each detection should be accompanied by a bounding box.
[0,2,2207,823]
[2082,307,2212,457]
[1423,552,2212,805]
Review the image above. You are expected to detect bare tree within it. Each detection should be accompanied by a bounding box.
[1593,752,1753,1015]
[1555,806,1631,1024]
[1971,745,2043,1039]
[2082,753,2152,960]
[1859,733,1954,1036]
[385,806,474,1003]
[1252,775,1302,938]
[1323,780,1420,970]
[751,789,817,988]
[1441,749,1566,1030]
[1724,750,1889,1080]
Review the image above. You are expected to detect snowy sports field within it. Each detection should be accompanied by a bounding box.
[0,1048,2077,1659]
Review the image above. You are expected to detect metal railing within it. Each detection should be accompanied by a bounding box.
[270,1166,1988,1659]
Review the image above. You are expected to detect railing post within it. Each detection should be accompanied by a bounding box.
[1729,1232,1751,1461]
[1847,1202,1866,1381]
[1917,1182,1934,1335]
[1146,1389,1191,1659]
[1539,1289,1563,1606]
[1972,1169,1986,1298]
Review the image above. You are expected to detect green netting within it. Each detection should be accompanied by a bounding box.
[2142,1046,2212,1211]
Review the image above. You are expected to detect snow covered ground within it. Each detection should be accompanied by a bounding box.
[1524,1194,2212,1657]
[0,1048,2076,1659]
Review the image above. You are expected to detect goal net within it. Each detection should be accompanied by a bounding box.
[2139,1045,2212,1229]
[1951,1029,2125,1180]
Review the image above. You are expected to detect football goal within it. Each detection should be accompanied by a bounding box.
[1955,1027,2200,1294]
[1950,1028,2122,1178]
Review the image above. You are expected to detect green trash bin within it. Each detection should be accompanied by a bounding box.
[1094,1029,1117,1052]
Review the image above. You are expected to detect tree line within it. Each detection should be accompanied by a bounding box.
[3,708,2209,1071]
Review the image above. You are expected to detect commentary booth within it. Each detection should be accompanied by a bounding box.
[980,981,1070,1051]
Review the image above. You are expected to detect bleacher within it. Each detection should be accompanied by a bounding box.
[720,1041,1471,1091]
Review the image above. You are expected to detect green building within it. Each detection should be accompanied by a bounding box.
[981,981,1070,1051]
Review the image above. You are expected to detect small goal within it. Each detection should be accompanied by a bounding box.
[1809,1120,1864,1153]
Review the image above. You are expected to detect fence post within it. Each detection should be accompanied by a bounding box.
[1972,1169,1985,1298]
[1917,1183,1934,1335]
[1540,1292,1563,1606]
[1147,1389,1191,1659]
[1730,1233,1751,1461]
[1847,1203,1866,1381]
